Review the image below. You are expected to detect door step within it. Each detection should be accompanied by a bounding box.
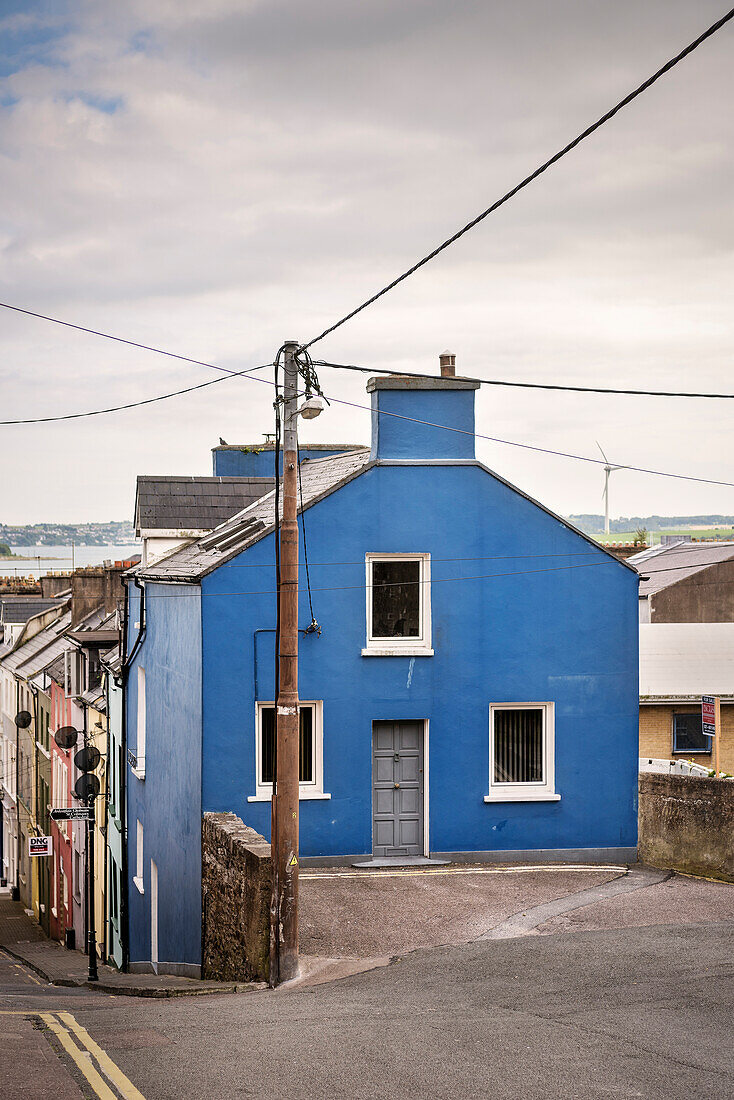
[351,856,450,869]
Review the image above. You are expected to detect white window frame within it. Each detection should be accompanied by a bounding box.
[485,702,560,803]
[362,552,433,657]
[134,819,145,894]
[248,700,330,802]
[132,667,146,780]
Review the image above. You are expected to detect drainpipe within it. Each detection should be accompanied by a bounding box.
[13,680,20,901]
[103,675,110,964]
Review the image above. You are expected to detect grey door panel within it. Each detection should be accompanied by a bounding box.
[372,720,424,857]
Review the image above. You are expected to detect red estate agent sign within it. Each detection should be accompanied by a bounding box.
[702,696,716,736]
[28,835,53,858]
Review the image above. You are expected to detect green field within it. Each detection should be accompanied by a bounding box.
[594,527,734,546]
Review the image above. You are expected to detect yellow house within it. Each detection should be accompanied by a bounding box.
[640,623,734,775]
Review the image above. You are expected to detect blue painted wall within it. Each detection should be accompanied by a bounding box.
[212,445,352,477]
[200,459,639,859]
[126,582,202,973]
[370,384,476,460]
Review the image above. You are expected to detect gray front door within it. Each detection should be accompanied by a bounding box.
[372,721,424,858]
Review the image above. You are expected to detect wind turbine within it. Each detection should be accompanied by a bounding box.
[597,442,622,537]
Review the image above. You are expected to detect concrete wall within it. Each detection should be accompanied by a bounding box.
[640,704,734,774]
[201,813,271,982]
[639,772,734,881]
[126,581,202,976]
[201,457,639,861]
[651,559,734,622]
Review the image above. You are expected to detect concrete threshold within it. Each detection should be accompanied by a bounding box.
[350,856,450,869]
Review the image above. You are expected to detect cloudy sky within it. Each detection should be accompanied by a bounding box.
[1,0,733,526]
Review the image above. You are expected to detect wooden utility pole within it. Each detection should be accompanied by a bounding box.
[271,341,301,984]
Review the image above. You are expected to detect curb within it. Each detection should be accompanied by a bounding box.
[1,943,253,998]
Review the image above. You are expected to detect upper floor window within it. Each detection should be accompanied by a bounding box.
[485,703,560,803]
[363,553,433,656]
[673,713,711,755]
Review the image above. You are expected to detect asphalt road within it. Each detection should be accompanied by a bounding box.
[3,920,732,1100]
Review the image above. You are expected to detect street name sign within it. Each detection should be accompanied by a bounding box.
[702,695,716,737]
[29,835,53,857]
[50,807,94,822]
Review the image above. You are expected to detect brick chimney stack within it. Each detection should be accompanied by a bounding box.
[439,350,456,378]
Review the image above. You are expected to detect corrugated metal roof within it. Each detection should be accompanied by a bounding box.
[135,450,373,582]
[630,541,734,597]
[640,622,734,699]
[135,475,274,534]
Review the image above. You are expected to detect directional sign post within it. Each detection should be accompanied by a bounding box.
[701,696,720,778]
[50,807,94,822]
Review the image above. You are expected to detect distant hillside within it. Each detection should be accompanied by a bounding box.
[0,521,135,547]
[568,515,734,535]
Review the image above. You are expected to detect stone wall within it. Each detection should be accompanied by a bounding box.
[639,773,734,882]
[201,813,272,982]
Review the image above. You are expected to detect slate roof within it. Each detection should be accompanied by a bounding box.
[629,541,734,597]
[135,476,274,534]
[3,610,72,676]
[0,596,64,624]
[135,450,372,582]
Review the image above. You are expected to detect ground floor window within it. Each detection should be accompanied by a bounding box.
[672,713,711,754]
[485,703,559,802]
[250,701,329,801]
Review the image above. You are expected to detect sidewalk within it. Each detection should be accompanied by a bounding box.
[0,893,253,997]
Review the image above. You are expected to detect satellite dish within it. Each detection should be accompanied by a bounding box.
[75,745,101,773]
[74,773,100,802]
[55,726,78,750]
[14,711,32,729]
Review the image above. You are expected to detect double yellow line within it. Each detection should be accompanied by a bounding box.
[40,1011,146,1100]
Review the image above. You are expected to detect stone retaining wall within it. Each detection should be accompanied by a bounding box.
[202,813,272,982]
[639,773,734,882]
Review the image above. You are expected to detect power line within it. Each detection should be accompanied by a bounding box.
[1,302,731,486]
[328,395,734,488]
[313,360,734,401]
[102,555,734,598]
[301,7,734,351]
[0,363,270,425]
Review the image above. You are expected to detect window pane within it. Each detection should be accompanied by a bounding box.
[372,560,421,638]
[299,707,313,783]
[673,713,710,754]
[494,709,544,783]
[261,705,314,785]
[261,707,275,784]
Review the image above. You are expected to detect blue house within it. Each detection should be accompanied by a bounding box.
[124,364,639,976]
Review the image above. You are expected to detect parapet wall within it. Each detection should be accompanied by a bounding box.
[201,813,272,982]
[638,773,734,882]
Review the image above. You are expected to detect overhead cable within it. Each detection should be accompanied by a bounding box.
[300,7,734,350]
[1,303,731,486]
[313,360,734,401]
[0,363,270,425]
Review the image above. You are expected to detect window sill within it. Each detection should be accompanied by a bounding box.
[248,791,331,803]
[484,792,561,803]
[133,875,144,895]
[672,750,711,756]
[362,647,434,658]
[131,766,146,781]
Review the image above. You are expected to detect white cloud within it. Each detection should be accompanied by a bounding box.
[1,0,733,524]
